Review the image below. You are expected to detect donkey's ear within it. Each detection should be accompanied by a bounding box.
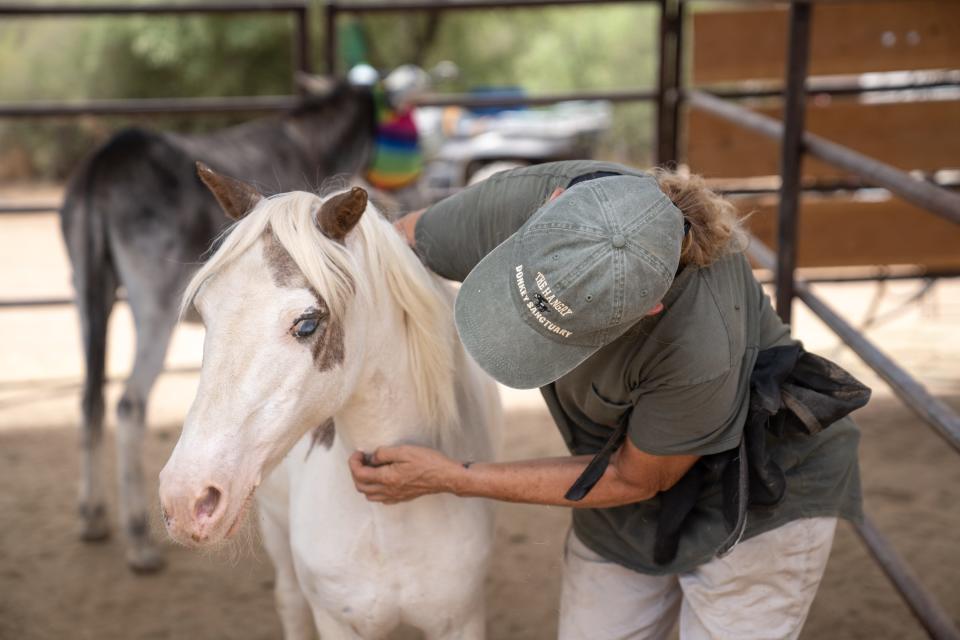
[315,187,368,241]
[294,72,337,97]
[196,161,263,221]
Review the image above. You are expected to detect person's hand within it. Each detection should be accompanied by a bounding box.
[393,209,425,247]
[544,186,565,205]
[348,445,461,504]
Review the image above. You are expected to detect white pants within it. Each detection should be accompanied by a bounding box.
[559,517,837,640]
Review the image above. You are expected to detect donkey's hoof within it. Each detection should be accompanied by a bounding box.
[127,545,166,574]
[79,505,111,542]
[80,521,111,542]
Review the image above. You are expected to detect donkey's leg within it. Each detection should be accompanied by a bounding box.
[78,271,117,542]
[116,296,179,572]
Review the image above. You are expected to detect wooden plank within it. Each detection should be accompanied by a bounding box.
[738,195,960,269]
[686,98,960,180]
[694,2,960,84]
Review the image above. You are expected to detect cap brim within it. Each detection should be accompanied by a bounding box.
[454,233,598,389]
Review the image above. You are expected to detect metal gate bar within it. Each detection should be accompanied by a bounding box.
[684,89,960,226]
[656,0,683,166]
[773,1,811,322]
[0,2,307,16]
[413,88,658,108]
[0,95,301,118]
[0,204,59,214]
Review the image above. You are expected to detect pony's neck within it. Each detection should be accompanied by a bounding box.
[334,306,436,453]
[331,235,443,453]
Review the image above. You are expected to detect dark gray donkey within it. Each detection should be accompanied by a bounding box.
[59,79,376,571]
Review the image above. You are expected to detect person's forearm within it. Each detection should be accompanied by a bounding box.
[447,455,659,508]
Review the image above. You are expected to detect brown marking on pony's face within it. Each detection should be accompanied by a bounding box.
[262,228,309,289]
[305,418,335,460]
[261,228,345,371]
[311,312,344,371]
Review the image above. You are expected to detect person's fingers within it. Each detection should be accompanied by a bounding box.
[348,450,365,472]
[350,464,372,482]
[351,475,369,491]
[350,458,384,483]
[371,445,407,465]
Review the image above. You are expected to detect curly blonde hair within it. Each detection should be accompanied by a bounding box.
[652,167,749,268]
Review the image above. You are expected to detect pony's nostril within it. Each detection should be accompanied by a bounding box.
[194,487,222,521]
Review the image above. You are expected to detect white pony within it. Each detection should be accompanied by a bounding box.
[159,164,502,639]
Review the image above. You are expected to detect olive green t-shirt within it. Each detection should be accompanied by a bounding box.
[417,161,862,574]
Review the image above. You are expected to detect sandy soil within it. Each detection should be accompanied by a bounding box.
[1,201,958,639]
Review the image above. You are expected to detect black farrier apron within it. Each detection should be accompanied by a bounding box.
[562,343,871,565]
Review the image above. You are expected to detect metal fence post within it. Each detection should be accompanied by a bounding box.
[855,517,960,640]
[325,2,338,75]
[656,0,680,167]
[668,0,684,165]
[774,1,812,324]
[294,5,312,92]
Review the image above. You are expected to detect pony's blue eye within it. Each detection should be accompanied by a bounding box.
[295,318,319,337]
[291,310,325,338]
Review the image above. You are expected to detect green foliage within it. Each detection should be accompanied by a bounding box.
[0,11,296,180]
[0,13,294,100]
[0,4,657,181]
[349,6,659,164]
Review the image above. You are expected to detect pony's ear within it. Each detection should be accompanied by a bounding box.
[196,161,263,221]
[315,187,368,241]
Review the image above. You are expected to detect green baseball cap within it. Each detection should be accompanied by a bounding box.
[454,174,684,389]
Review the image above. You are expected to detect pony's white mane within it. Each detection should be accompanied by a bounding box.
[181,190,459,433]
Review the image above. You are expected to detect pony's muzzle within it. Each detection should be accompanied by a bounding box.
[158,474,228,545]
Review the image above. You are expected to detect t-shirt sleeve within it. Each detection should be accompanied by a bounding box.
[627,370,747,457]
[755,279,794,349]
[413,169,564,281]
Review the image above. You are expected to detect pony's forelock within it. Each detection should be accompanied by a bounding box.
[180,189,459,436]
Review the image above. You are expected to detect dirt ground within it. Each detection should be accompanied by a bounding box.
[1,192,958,639]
